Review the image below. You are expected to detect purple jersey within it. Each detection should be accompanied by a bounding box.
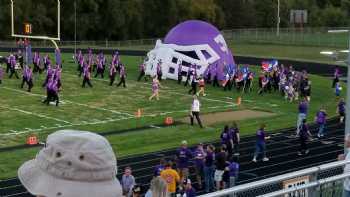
[316,111,327,124]
[110,65,116,76]
[339,101,346,113]
[83,65,90,78]
[298,101,308,114]
[256,129,266,144]
[193,148,205,168]
[152,79,159,91]
[153,164,165,177]
[176,147,193,169]
[228,162,239,177]
[221,131,231,145]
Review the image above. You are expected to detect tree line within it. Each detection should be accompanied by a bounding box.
[0,0,349,41]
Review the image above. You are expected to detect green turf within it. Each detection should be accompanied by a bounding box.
[0,51,345,179]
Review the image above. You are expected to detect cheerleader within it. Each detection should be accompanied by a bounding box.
[149,75,161,101]
[116,64,126,88]
[82,63,93,88]
[196,76,206,96]
[109,63,117,86]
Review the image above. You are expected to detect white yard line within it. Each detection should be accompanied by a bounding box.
[0,104,235,137]
[0,106,72,124]
[0,86,134,117]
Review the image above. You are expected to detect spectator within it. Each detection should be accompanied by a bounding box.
[131,184,142,197]
[154,158,166,177]
[338,134,350,197]
[160,161,180,195]
[175,140,193,186]
[204,145,215,193]
[145,177,168,197]
[17,130,122,197]
[179,179,196,197]
[215,146,227,190]
[221,125,233,157]
[315,107,327,138]
[121,167,136,197]
[296,98,308,135]
[252,124,270,162]
[337,98,346,124]
[230,122,240,156]
[193,143,206,189]
[298,119,312,156]
[225,157,239,188]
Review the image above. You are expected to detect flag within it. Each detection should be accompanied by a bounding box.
[261,60,278,72]
[25,45,32,65]
[55,48,61,65]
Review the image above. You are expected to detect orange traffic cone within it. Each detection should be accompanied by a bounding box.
[26,135,38,145]
[164,117,174,125]
[236,96,242,106]
[135,108,142,118]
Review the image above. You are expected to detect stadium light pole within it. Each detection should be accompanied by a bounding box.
[276,0,280,36]
[328,29,350,153]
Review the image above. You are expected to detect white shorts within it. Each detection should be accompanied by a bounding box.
[214,170,225,182]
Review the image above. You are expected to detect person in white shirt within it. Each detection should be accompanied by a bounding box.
[190,95,203,128]
[338,134,350,197]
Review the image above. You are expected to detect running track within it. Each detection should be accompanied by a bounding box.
[0,118,344,196]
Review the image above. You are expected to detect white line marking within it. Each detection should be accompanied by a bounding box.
[149,125,161,129]
[0,106,72,124]
[0,86,134,117]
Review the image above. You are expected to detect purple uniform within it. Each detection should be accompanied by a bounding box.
[193,148,205,168]
[256,129,266,144]
[339,101,346,114]
[316,111,327,124]
[176,147,193,169]
[298,101,308,114]
[153,164,165,177]
[228,162,239,177]
[152,79,159,92]
[119,66,126,77]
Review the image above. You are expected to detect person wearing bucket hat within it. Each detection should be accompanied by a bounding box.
[18,130,122,197]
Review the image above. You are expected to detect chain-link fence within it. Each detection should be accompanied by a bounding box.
[0,27,348,50]
[199,160,350,197]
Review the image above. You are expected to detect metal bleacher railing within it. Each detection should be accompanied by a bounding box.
[199,160,350,197]
[0,27,349,50]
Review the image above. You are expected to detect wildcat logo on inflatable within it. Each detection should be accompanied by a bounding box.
[145,20,235,81]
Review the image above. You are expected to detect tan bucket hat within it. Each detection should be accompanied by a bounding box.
[18,130,122,197]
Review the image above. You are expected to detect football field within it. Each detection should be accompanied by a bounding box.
[0,52,344,178]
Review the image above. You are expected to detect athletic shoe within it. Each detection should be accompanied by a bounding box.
[298,152,302,156]
[262,157,269,162]
[305,150,309,154]
[317,133,321,138]
[252,158,257,163]
[234,153,240,156]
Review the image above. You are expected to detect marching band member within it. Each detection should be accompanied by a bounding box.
[137,61,146,81]
[116,63,127,88]
[82,62,93,88]
[8,53,19,79]
[109,62,117,86]
[20,65,34,92]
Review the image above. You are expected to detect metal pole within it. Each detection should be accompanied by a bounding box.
[74,0,77,55]
[277,0,280,37]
